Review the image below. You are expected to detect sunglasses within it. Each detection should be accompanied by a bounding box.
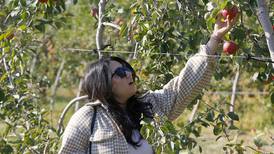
[111,67,133,79]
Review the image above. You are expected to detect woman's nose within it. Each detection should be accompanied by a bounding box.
[126,71,132,78]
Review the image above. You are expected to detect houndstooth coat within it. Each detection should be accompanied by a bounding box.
[58,45,217,154]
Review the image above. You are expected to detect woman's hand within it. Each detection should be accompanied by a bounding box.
[206,12,239,54]
[212,13,239,40]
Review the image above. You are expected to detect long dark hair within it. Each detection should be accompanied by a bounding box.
[82,56,153,147]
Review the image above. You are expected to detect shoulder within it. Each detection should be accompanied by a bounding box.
[137,91,152,100]
[67,102,100,130]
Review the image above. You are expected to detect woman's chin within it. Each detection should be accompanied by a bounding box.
[129,88,137,97]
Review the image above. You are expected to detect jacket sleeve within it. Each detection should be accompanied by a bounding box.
[142,45,217,121]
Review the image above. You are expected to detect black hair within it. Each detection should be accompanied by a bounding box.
[82,56,153,147]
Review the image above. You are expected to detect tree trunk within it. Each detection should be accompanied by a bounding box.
[229,66,240,126]
[50,59,65,124]
[257,0,274,68]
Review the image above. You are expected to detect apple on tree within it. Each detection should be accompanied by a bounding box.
[38,0,48,3]
[221,5,238,20]
[90,7,98,18]
[223,41,238,55]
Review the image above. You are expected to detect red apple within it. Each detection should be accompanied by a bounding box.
[90,7,98,18]
[264,75,274,84]
[221,9,229,18]
[223,41,238,55]
[221,6,238,20]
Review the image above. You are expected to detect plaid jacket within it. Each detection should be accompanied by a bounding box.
[59,45,216,154]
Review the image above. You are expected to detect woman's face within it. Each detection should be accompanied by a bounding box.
[110,60,137,105]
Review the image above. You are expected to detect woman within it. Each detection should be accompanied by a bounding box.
[59,13,238,153]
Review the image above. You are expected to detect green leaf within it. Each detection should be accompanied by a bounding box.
[227,112,239,121]
[0,33,5,41]
[232,27,245,41]
[213,123,222,135]
[72,0,78,4]
[228,125,239,130]
[206,15,215,32]
[245,9,253,17]
[0,89,5,101]
[19,24,27,31]
[119,24,128,37]
[34,23,45,32]
[19,0,26,7]
[206,110,215,122]
[199,120,210,127]
[202,0,208,5]
[271,92,274,105]
[249,0,257,7]
[199,145,203,153]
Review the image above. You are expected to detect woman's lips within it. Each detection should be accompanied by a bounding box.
[129,81,134,85]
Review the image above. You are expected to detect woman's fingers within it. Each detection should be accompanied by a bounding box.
[231,14,239,26]
[224,14,239,32]
[213,11,239,38]
[216,12,223,22]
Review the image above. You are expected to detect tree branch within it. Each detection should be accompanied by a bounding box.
[2,55,14,89]
[256,0,274,68]
[57,95,88,135]
[50,59,65,125]
[229,65,240,126]
[188,100,200,122]
[96,0,107,58]
[102,22,121,30]
[133,42,139,59]
[74,79,83,112]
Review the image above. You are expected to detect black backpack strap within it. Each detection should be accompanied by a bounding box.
[89,106,97,154]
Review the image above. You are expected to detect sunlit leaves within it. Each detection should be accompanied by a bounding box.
[141,115,199,153]
[0,0,71,153]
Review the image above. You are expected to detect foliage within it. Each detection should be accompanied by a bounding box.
[0,0,70,153]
